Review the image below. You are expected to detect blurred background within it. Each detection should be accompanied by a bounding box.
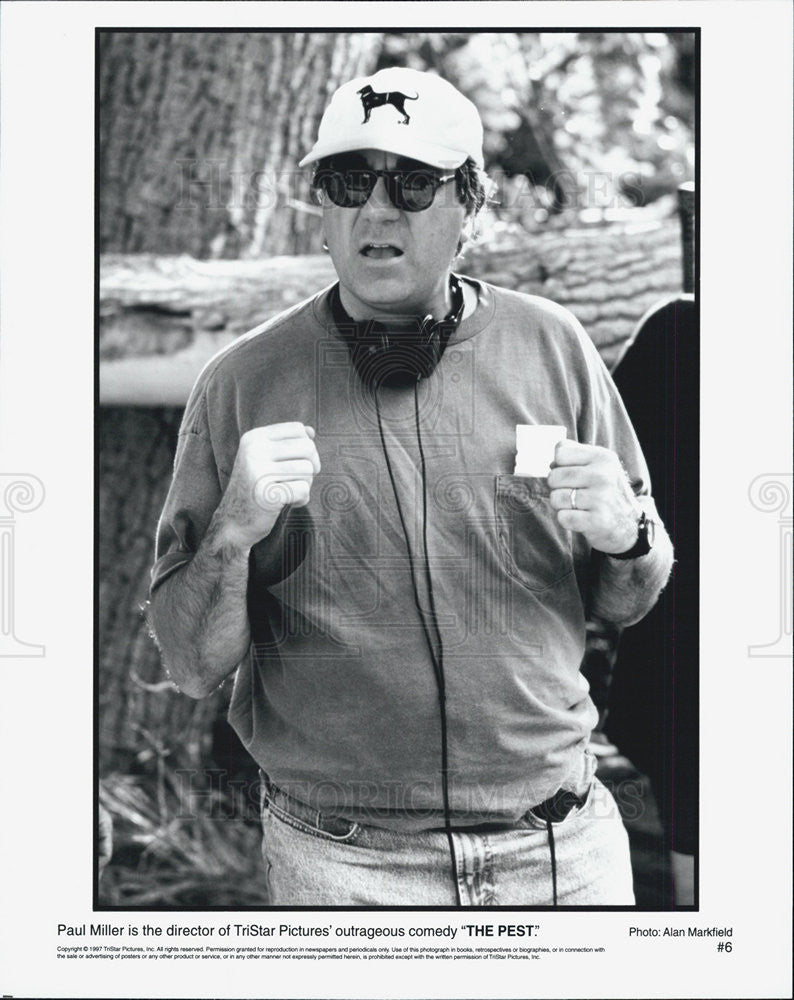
[98,30,696,908]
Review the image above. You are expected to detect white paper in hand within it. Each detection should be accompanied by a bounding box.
[514,425,566,477]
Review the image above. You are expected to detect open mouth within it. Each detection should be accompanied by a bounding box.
[361,243,403,259]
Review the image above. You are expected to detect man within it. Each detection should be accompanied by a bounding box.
[148,67,673,906]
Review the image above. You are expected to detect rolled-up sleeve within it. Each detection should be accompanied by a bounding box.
[149,391,223,596]
[575,317,651,497]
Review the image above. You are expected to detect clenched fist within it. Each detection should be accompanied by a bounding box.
[218,422,321,550]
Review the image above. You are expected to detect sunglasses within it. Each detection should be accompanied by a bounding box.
[316,160,457,213]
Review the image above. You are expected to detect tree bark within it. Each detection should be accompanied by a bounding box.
[98,406,228,771]
[99,31,380,259]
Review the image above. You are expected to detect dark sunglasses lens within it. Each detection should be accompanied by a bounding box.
[397,172,437,211]
[322,170,374,207]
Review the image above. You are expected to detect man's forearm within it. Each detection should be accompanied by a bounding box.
[147,509,252,699]
[148,423,321,698]
[590,506,674,627]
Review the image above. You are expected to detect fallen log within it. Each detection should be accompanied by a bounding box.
[100,216,682,405]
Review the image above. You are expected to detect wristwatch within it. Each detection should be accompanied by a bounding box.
[609,510,655,560]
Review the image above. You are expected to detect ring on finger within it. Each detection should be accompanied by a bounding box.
[570,488,578,510]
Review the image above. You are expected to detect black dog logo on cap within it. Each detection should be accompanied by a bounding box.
[357,85,418,125]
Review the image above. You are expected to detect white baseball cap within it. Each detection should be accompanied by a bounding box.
[299,66,484,170]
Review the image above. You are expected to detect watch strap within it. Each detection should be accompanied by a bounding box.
[608,510,653,560]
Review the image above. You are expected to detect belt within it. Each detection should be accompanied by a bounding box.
[527,787,589,823]
[442,787,590,834]
[261,773,588,834]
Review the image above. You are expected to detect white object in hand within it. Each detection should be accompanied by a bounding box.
[514,425,566,476]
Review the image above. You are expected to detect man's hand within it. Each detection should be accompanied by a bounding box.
[547,441,640,555]
[217,422,321,551]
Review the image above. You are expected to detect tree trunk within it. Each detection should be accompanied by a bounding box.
[99,31,381,259]
[98,406,229,771]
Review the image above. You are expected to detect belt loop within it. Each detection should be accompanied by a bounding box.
[258,769,271,813]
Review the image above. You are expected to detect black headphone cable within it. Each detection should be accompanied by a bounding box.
[374,381,462,907]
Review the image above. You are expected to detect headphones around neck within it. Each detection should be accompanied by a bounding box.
[330,275,465,388]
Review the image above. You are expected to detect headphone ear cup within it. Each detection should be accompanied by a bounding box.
[330,278,463,387]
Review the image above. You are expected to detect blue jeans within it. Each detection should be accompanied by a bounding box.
[259,775,634,906]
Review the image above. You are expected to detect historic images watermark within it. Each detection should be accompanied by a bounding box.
[174,159,648,217]
[168,767,648,826]
[747,473,792,659]
[0,473,46,657]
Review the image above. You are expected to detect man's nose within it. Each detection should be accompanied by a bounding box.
[362,175,400,218]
